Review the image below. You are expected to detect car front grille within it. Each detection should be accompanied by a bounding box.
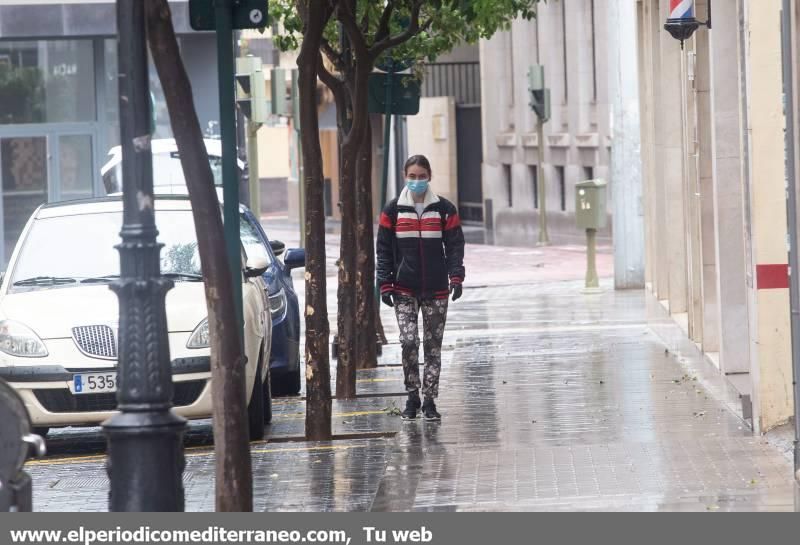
[72,325,117,359]
[33,380,207,413]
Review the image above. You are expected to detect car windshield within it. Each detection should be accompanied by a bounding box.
[9,209,203,292]
[239,215,270,265]
[103,152,223,193]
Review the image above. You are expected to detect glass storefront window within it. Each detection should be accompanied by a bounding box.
[103,39,120,150]
[59,134,94,201]
[0,136,48,260]
[0,40,96,125]
[102,39,172,142]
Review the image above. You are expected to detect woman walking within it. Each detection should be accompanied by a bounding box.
[376,155,465,421]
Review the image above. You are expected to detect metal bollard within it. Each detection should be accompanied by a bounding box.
[0,378,46,511]
[575,179,608,292]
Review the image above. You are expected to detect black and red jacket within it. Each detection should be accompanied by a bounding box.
[376,188,465,300]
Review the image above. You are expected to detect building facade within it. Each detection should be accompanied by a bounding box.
[637,0,796,432]
[0,0,258,263]
[480,0,611,246]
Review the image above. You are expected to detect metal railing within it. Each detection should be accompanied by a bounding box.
[421,62,481,106]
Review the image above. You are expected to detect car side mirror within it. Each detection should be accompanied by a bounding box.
[270,240,286,257]
[244,255,269,278]
[284,248,306,270]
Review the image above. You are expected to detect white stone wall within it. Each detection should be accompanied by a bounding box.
[406,97,459,204]
[480,0,611,246]
[637,0,795,432]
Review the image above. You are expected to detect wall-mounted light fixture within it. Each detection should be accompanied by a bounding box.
[664,0,711,48]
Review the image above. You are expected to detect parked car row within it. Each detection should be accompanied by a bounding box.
[0,139,305,438]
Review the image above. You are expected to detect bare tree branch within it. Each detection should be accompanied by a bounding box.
[318,54,348,132]
[294,0,308,29]
[369,1,426,61]
[321,37,344,71]
[318,54,345,103]
[374,1,395,44]
[336,0,370,61]
[360,2,371,35]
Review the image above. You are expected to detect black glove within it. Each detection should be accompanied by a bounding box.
[381,292,394,307]
[450,283,462,301]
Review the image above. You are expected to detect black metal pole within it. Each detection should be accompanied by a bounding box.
[103,0,186,512]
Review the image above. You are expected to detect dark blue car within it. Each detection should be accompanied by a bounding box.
[239,206,304,396]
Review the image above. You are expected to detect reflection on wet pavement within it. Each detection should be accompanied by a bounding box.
[26,278,799,511]
[372,281,797,512]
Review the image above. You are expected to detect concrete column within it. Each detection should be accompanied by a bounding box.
[693,15,720,353]
[657,0,688,313]
[743,0,793,432]
[709,0,750,374]
[608,0,644,289]
[638,0,661,295]
[681,37,704,342]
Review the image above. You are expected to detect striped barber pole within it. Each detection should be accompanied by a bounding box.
[669,0,695,19]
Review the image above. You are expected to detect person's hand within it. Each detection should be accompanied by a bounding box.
[381,292,394,307]
[450,283,462,301]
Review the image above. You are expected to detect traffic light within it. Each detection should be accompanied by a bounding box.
[270,68,289,116]
[291,68,299,122]
[528,64,551,123]
[236,56,268,123]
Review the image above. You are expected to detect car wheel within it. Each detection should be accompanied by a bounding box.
[33,426,49,438]
[247,354,266,441]
[287,367,301,396]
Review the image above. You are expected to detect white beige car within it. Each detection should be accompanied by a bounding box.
[0,196,272,439]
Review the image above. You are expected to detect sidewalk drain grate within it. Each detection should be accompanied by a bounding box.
[277,392,407,402]
[266,431,397,444]
[50,472,195,490]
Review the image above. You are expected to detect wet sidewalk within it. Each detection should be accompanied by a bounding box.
[373,281,796,511]
[25,241,797,511]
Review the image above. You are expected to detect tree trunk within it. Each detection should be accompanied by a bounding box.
[145,0,252,511]
[355,119,378,369]
[336,133,359,397]
[297,3,333,440]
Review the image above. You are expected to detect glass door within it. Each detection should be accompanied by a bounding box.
[0,130,97,265]
[56,133,95,201]
[0,135,49,264]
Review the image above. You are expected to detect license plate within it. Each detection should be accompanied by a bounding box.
[70,372,117,395]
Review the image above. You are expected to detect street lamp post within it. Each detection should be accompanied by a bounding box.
[103,0,186,512]
[528,65,551,245]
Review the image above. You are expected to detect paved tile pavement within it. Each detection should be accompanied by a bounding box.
[23,236,799,511]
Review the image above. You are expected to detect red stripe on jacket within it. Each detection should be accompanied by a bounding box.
[379,212,393,229]
[444,214,461,230]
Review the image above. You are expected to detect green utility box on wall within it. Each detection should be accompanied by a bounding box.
[575,179,608,230]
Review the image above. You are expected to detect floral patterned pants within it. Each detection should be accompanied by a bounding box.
[394,295,449,399]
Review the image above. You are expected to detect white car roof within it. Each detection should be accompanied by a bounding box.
[36,189,241,220]
[36,196,194,220]
[101,138,245,174]
[106,185,226,201]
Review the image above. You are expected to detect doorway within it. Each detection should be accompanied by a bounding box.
[0,129,97,264]
[455,105,483,222]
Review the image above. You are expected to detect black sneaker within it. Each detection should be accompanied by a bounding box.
[401,392,421,420]
[422,399,441,421]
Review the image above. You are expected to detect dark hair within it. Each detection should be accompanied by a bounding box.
[404,155,432,176]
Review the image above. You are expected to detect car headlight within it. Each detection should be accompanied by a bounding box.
[269,288,287,320]
[0,320,48,357]
[186,318,210,349]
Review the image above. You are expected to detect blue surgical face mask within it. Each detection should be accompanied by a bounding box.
[406,179,429,195]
